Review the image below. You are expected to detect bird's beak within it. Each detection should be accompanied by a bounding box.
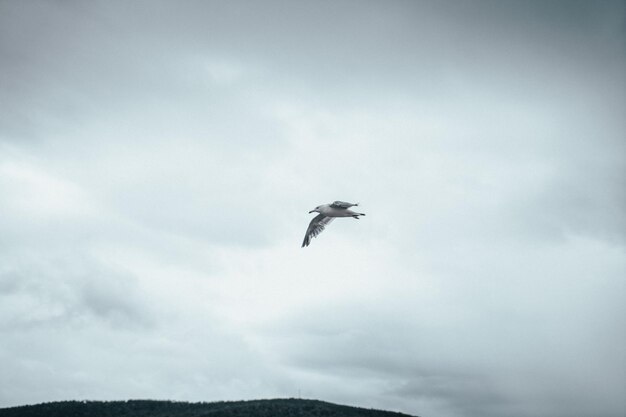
[308,210,315,213]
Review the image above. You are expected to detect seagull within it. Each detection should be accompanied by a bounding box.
[302,201,365,247]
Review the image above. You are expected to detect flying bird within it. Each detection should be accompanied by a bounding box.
[302,201,365,247]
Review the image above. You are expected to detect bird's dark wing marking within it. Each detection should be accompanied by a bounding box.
[330,201,358,209]
[302,214,334,247]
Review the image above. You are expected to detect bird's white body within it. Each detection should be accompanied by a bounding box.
[315,204,360,217]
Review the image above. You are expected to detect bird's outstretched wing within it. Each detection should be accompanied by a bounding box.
[330,201,358,209]
[302,214,334,247]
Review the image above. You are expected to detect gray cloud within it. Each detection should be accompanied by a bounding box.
[1,1,624,416]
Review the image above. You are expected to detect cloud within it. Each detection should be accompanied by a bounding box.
[0,1,624,416]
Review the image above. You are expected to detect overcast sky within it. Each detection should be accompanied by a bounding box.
[0,1,624,416]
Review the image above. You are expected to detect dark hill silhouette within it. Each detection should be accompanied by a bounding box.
[0,399,417,417]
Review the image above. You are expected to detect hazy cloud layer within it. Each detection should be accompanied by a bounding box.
[1,1,624,417]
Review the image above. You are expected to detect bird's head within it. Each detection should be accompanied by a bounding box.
[309,206,320,214]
